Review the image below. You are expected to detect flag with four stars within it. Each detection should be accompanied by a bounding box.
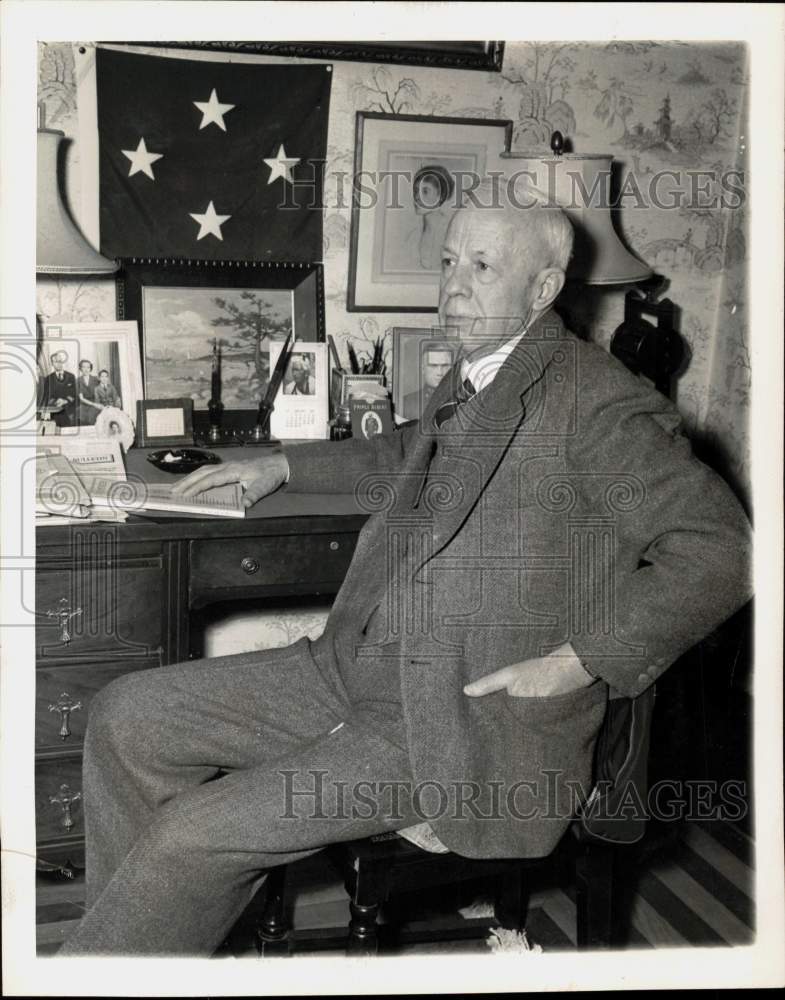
[96,47,331,261]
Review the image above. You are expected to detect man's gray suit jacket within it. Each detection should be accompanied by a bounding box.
[284,311,752,859]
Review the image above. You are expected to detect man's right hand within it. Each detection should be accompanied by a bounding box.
[171,452,289,509]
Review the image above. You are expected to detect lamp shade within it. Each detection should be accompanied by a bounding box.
[500,151,652,285]
[37,128,118,275]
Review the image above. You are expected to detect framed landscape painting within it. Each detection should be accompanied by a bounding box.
[348,113,513,312]
[118,259,324,432]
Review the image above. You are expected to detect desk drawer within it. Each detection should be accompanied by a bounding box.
[36,758,85,844]
[36,564,164,661]
[36,659,159,751]
[190,532,358,597]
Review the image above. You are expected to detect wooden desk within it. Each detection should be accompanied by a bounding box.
[35,447,367,871]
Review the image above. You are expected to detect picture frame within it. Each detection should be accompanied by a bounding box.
[392,326,459,423]
[118,259,324,436]
[330,370,387,418]
[135,397,194,448]
[38,321,143,435]
[118,41,505,72]
[347,112,513,312]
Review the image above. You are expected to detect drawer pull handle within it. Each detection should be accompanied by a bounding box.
[49,783,82,831]
[48,692,83,740]
[330,541,339,551]
[241,557,260,575]
[45,597,82,645]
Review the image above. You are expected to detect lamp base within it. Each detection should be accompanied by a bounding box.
[610,280,684,399]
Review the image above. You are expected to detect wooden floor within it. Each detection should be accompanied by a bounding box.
[36,818,754,957]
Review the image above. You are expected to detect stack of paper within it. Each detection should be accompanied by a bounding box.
[36,437,245,523]
[36,438,131,525]
[36,450,92,520]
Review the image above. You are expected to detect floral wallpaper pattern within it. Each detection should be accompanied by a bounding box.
[37,40,749,654]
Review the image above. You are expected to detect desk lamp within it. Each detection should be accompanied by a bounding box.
[501,132,684,397]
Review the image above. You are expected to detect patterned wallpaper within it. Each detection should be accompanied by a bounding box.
[37,41,749,655]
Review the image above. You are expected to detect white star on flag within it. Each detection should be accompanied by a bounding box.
[263,144,300,185]
[121,138,164,180]
[193,89,235,131]
[189,201,231,241]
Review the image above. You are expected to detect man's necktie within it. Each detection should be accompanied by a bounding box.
[433,375,476,428]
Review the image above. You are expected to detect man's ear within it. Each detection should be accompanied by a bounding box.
[530,268,566,315]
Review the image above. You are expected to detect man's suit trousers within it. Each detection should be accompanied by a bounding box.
[59,637,419,956]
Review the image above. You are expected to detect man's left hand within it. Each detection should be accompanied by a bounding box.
[463,642,595,699]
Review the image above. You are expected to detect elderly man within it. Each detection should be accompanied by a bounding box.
[38,350,77,427]
[61,182,751,956]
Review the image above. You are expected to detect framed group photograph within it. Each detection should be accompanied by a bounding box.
[37,321,143,434]
[118,259,324,433]
[347,113,513,312]
[392,327,459,423]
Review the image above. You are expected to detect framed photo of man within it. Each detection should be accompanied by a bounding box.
[347,112,512,312]
[38,322,143,434]
[392,327,458,423]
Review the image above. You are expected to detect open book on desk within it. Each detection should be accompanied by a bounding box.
[91,481,245,519]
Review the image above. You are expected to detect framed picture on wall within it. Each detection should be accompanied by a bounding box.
[392,326,459,423]
[132,41,505,72]
[118,259,324,434]
[347,113,513,312]
[38,321,143,434]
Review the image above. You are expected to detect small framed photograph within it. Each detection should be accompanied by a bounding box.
[392,327,459,422]
[268,342,329,440]
[135,397,194,447]
[118,258,324,435]
[347,112,512,312]
[330,371,387,418]
[38,321,143,434]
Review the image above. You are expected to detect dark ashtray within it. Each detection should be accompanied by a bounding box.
[147,448,222,474]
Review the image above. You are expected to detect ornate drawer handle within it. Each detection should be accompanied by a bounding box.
[49,783,82,831]
[45,597,82,645]
[48,692,83,740]
[241,557,260,575]
[330,541,340,551]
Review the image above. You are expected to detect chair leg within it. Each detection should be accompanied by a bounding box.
[256,865,289,956]
[345,858,389,956]
[494,863,528,931]
[574,841,615,950]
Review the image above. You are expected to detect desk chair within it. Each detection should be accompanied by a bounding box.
[255,685,656,955]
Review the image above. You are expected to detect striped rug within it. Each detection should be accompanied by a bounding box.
[36,818,754,955]
[523,819,754,950]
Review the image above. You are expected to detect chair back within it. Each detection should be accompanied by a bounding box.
[577,686,656,845]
